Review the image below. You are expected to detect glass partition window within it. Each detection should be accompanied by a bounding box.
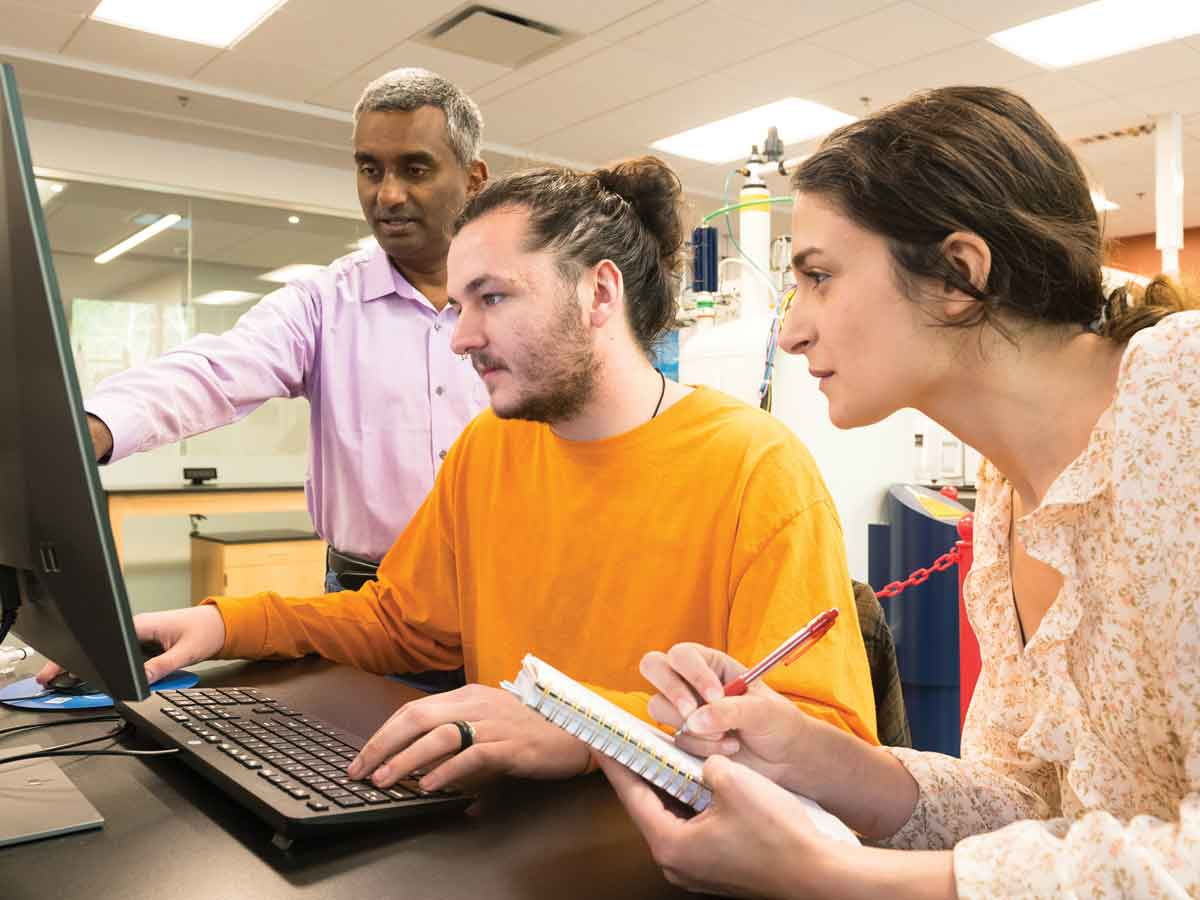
[38,175,370,476]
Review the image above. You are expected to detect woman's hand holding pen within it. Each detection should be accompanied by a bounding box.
[640,642,920,840]
[642,643,838,801]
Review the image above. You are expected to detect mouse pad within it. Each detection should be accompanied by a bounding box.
[0,670,200,710]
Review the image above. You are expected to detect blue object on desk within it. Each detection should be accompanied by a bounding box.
[0,670,200,710]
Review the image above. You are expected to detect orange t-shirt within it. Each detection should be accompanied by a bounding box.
[210,387,878,743]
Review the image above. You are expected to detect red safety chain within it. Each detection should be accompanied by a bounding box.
[874,545,962,599]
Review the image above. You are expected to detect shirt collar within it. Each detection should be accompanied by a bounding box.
[361,243,424,305]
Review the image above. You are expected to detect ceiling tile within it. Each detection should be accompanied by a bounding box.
[709,0,893,39]
[1043,97,1148,142]
[478,43,697,145]
[194,52,345,104]
[811,1,977,68]
[594,0,706,43]
[720,39,870,100]
[1070,41,1200,95]
[1074,133,1157,195]
[470,34,611,104]
[19,0,100,13]
[1004,71,1108,113]
[61,20,221,78]
[912,0,1082,34]
[530,74,772,165]
[626,3,760,69]
[491,0,653,33]
[309,42,512,112]
[1119,77,1200,118]
[1,2,85,53]
[356,41,510,92]
[232,0,461,76]
[808,40,1041,114]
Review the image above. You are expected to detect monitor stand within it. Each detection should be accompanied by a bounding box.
[0,744,104,847]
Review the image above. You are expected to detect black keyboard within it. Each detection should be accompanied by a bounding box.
[117,687,469,841]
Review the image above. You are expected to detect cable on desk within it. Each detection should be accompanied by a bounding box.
[0,747,181,766]
[0,714,121,739]
[0,720,179,766]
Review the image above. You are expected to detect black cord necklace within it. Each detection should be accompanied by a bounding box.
[651,368,666,419]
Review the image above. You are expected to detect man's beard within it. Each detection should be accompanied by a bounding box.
[481,288,599,424]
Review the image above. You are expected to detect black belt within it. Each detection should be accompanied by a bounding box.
[326,546,379,591]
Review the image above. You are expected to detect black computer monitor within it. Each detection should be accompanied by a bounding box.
[0,63,149,702]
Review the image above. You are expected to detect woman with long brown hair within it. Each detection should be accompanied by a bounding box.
[602,86,1199,898]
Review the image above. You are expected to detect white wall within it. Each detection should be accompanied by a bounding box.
[769,350,915,583]
[27,117,359,216]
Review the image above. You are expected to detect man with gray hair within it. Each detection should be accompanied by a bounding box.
[82,69,489,688]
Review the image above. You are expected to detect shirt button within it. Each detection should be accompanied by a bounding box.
[435,385,445,396]
[438,450,447,460]
[433,321,442,332]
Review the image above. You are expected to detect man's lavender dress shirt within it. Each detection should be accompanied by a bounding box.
[86,245,487,561]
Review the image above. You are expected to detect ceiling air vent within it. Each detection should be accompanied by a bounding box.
[418,5,569,68]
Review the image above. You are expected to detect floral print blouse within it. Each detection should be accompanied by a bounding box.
[882,311,1200,898]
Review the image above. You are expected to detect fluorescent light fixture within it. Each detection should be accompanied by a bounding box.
[192,290,261,306]
[651,98,855,165]
[95,213,182,264]
[91,0,289,49]
[1090,190,1120,211]
[287,215,301,224]
[258,264,324,284]
[989,0,1200,69]
[348,235,379,251]
[133,213,190,229]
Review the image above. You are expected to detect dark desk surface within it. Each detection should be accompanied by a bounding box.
[105,483,305,495]
[0,658,686,900]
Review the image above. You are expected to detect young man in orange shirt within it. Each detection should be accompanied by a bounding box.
[41,158,876,795]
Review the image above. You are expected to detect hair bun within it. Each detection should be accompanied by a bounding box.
[594,156,684,275]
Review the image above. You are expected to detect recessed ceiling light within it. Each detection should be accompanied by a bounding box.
[287,215,301,224]
[34,178,65,205]
[90,0,289,49]
[259,264,324,284]
[989,0,1200,69]
[192,290,261,306]
[95,213,182,264]
[651,98,855,165]
[1090,190,1120,212]
[347,236,379,251]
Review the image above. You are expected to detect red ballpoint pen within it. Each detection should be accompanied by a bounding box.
[675,608,839,737]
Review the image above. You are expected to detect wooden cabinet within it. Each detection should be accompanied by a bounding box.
[190,529,325,603]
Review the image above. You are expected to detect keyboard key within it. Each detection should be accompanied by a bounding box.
[331,795,365,808]
[358,791,390,805]
[285,787,310,800]
[306,800,330,812]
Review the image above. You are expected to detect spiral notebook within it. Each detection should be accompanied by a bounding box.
[502,654,859,845]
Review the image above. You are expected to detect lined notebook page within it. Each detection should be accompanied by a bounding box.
[502,654,860,845]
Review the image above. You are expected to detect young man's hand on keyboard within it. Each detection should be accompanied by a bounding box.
[346,684,592,793]
[36,606,227,687]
